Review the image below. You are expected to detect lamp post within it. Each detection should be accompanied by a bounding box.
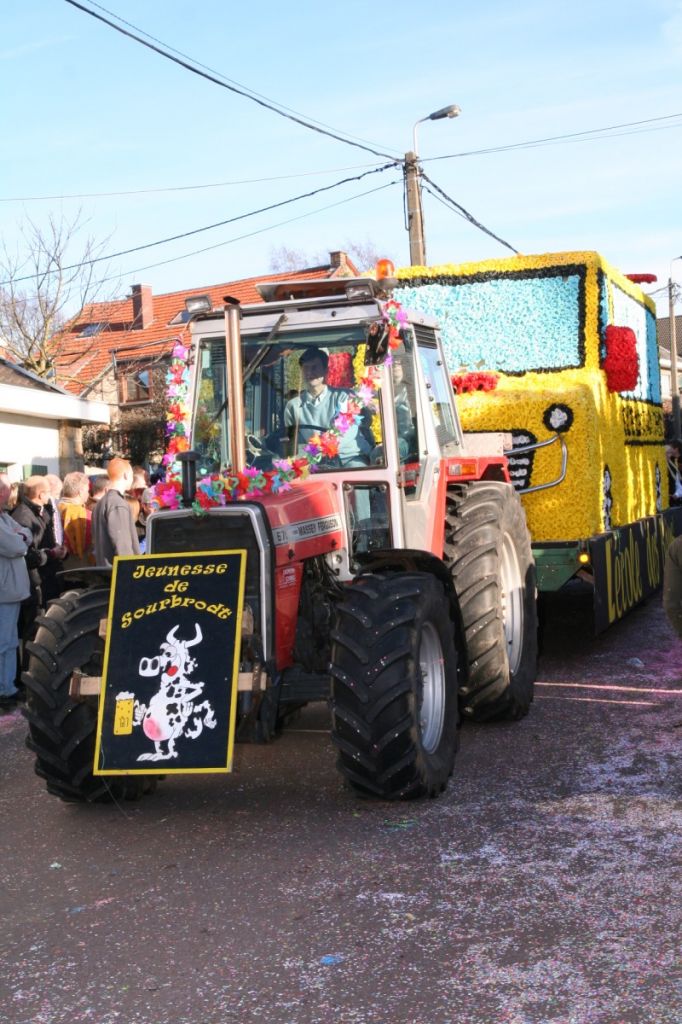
[669,256,682,438]
[405,103,461,266]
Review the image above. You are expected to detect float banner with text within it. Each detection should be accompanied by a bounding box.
[94,550,246,775]
[591,507,682,633]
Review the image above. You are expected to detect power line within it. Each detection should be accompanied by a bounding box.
[95,179,402,284]
[421,173,519,254]
[426,112,682,162]
[12,108,681,204]
[1,163,397,286]
[0,161,385,203]
[63,0,396,160]
[84,0,402,159]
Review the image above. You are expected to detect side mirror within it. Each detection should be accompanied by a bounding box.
[364,320,390,365]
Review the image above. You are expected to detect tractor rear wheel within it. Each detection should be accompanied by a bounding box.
[444,481,537,721]
[22,588,159,803]
[330,572,460,800]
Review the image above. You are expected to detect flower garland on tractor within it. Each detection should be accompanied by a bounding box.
[163,341,192,462]
[152,300,406,513]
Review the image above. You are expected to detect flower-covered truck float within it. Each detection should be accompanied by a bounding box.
[397,250,682,631]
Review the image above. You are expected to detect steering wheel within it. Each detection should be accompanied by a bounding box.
[246,433,283,470]
[246,433,267,457]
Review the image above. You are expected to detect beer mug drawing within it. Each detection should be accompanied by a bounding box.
[114,691,135,735]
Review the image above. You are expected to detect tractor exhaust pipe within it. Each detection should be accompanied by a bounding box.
[177,450,199,508]
[224,296,247,474]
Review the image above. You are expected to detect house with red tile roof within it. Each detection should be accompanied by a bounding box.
[53,251,357,466]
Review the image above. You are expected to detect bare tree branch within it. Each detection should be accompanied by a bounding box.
[0,212,117,379]
[267,240,396,276]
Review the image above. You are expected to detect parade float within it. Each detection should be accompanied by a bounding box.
[396,251,682,629]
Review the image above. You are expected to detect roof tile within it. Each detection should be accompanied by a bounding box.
[54,260,355,394]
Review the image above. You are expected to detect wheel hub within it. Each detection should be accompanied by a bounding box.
[500,533,524,674]
[418,623,446,753]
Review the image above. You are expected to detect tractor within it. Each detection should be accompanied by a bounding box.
[23,267,537,803]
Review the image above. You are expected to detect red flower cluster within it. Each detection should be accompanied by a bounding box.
[451,371,499,394]
[166,402,186,423]
[326,352,354,388]
[166,435,189,456]
[602,326,639,393]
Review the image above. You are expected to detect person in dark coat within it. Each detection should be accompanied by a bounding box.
[665,440,682,506]
[41,473,66,602]
[11,475,67,659]
[663,534,682,638]
[91,458,140,566]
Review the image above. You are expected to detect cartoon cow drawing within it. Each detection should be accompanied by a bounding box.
[133,623,216,761]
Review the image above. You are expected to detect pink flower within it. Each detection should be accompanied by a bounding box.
[334,412,355,433]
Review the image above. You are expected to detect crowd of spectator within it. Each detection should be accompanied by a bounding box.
[0,459,153,712]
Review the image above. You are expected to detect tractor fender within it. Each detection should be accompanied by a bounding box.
[57,565,113,590]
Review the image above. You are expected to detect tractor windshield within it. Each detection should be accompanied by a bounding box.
[191,328,385,475]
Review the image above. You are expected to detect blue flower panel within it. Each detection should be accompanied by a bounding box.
[400,273,583,374]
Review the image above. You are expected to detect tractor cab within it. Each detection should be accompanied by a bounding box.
[185,276,467,564]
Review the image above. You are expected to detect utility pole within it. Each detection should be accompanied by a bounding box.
[670,276,681,438]
[405,151,426,266]
[405,104,461,267]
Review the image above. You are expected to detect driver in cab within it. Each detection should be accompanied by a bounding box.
[284,347,372,467]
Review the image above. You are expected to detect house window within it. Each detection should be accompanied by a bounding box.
[119,366,152,404]
[79,322,107,337]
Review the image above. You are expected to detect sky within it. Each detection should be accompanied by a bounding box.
[1,0,682,316]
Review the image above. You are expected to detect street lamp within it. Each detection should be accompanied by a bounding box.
[669,256,682,437]
[405,103,461,266]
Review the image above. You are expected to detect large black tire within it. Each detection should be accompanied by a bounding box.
[330,572,461,800]
[444,481,537,721]
[22,588,159,803]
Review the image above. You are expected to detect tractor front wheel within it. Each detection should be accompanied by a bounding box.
[23,588,159,803]
[330,572,460,800]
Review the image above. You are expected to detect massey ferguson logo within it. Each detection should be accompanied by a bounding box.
[272,514,342,547]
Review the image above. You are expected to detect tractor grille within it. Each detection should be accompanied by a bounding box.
[147,504,273,661]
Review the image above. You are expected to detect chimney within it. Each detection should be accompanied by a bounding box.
[131,284,153,330]
[329,251,348,271]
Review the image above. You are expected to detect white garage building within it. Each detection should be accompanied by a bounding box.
[0,357,109,481]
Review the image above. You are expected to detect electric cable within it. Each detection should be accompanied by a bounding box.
[425,112,682,162]
[0,161,385,203]
[11,109,679,204]
[421,175,519,254]
[63,0,396,160]
[94,178,402,284]
[1,163,398,285]
[84,0,402,158]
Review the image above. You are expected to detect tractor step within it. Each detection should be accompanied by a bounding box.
[279,668,330,704]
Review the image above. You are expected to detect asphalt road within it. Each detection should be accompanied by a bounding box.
[1,585,681,1024]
